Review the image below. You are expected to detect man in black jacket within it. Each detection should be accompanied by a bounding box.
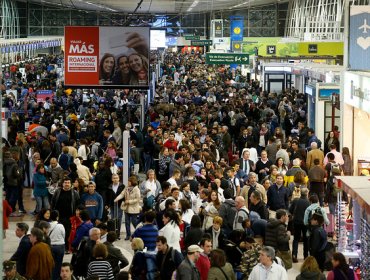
[104,231,129,276]
[11,223,32,276]
[264,209,292,269]
[156,236,183,280]
[249,190,269,220]
[289,187,310,263]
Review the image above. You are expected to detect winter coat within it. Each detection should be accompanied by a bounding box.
[265,218,290,251]
[296,271,326,280]
[207,263,236,280]
[33,172,48,197]
[115,186,141,214]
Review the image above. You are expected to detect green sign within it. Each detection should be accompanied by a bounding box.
[185,35,200,40]
[191,40,212,46]
[206,53,250,64]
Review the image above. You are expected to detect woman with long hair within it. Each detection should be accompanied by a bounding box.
[184,215,204,249]
[158,208,181,252]
[33,164,49,215]
[202,190,221,230]
[324,131,340,154]
[73,178,86,197]
[341,147,353,176]
[327,252,359,280]
[114,176,141,240]
[276,157,288,176]
[179,199,194,225]
[128,53,148,86]
[207,249,236,280]
[34,208,51,228]
[99,53,115,85]
[295,256,325,280]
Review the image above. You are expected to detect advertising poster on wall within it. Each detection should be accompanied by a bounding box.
[64,26,150,88]
[349,6,370,70]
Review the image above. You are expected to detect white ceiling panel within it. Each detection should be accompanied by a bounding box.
[28,0,286,13]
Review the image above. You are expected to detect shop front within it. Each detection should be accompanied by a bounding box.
[342,71,370,175]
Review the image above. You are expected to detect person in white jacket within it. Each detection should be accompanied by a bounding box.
[248,246,288,280]
[49,210,66,280]
[158,209,181,253]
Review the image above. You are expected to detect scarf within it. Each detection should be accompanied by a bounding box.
[212,227,220,249]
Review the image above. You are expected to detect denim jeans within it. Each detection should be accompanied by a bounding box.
[125,212,139,237]
[143,153,153,173]
[51,244,65,280]
[35,195,50,213]
[6,186,19,211]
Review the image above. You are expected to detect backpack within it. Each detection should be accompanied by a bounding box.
[71,237,88,277]
[308,206,325,223]
[223,201,237,230]
[143,251,158,280]
[330,163,341,176]
[327,176,341,197]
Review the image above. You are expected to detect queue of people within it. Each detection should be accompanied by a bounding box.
[1,51,356,280]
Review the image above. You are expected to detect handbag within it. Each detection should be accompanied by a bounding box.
[217,267,229,280]
[47,182,58,195]
[276,250,293,270]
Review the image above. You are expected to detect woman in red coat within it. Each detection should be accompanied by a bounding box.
[3,198,12,239]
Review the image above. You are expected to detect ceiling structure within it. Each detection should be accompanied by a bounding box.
[25,0,286,13]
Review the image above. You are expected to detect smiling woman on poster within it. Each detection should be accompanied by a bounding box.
[99,53,115,85]
[128,53,149,86]
[113,54,130,85]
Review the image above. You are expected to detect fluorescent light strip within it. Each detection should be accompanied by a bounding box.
[187,0,199,12]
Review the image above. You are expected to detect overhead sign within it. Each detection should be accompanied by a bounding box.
[64,26,150,88]
[349,6,370,70]
[185,35,200,40]
[266,45,276,55]
[191,40,213,46]
[36,90,54,102]
[308,44,318,53]
[232,41,242,52]
[214,20,223,37]
[206,53,249,65]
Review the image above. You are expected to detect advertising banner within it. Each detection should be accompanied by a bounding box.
[349,6,370,70]
[64,26,150,88]
[214,20,223,38]
[230,16,244,42]
[36,90,54,102]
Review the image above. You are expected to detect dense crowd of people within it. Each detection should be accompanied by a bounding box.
[1,51,358,280]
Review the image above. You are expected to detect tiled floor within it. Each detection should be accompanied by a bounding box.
[4,189,305,279]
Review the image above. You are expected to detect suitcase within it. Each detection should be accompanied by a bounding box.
[325,213,335,237]
[107,201,120,237]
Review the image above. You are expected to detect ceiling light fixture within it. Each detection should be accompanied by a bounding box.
[187,0,199,12]
[229,0,252,9]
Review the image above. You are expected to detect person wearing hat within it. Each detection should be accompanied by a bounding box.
[176,245,202,280]
[3,260,26,280]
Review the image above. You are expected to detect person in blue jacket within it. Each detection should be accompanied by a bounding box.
[81,181,103,225]
[72,210,94,249]
[33,163,50,214]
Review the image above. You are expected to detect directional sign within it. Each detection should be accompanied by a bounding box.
[185,35,200,40]
[191,40,212,46]
[206,53,250,65]
[267,45,276,55]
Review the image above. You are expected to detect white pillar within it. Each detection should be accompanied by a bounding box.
[122,131,130,186]
[140,94,145,130]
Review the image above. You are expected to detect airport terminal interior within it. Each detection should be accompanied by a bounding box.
[1,0,370,279]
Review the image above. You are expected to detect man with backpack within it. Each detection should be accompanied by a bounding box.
[156,236,184,280]
[218,188,237,238]
[304,194,330,233]
[233,196,249,230]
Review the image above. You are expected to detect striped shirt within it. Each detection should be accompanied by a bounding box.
[132,224,159,251]
[87,260,114,280]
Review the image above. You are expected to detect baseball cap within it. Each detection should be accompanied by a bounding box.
[187,245,203,254]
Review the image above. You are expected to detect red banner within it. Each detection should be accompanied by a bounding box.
[64,26,150,88]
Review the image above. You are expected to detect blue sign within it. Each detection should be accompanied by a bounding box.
[230,16,244,42]
[318,88,340,99]
[349,6,370,70]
